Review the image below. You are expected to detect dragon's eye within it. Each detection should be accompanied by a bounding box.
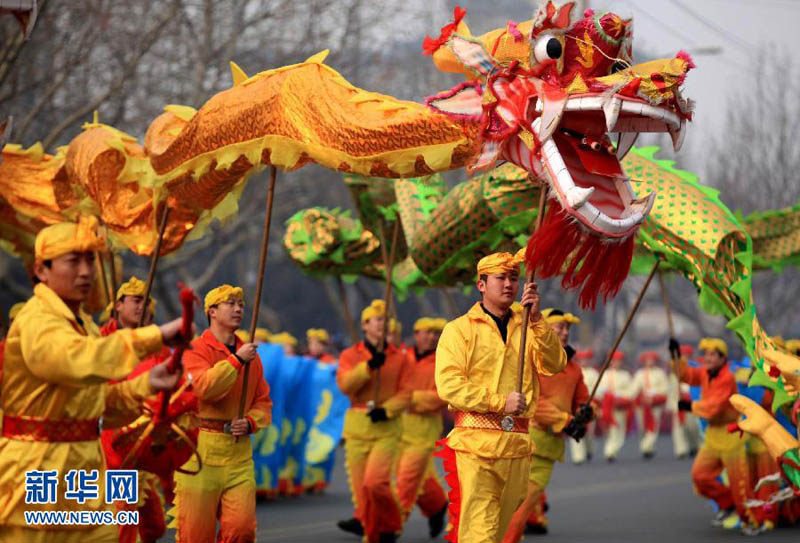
[533,33,564,63]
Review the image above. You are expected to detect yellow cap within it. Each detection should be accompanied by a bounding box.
[361,300,386,323]
[414,317,434,332]
[699,337,728,357]
[204,285,244,314]
[786,339,800,354]
[431,318,448,331]
[115,276,147,300]
[8,301,25,321]
[270,331,298,347]
[542,308,580,325]
[255,328,271,342]
[35,216,106,261]
[476,249,524,276]
[389,318,402,335]
[307,328,330,342]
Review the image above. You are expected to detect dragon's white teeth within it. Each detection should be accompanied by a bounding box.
[566,186,595,209]
[539,97,567,141]
[628,192,657,215]
[669,118,686,152]
[616,132,639,160]
[603,96,621,132]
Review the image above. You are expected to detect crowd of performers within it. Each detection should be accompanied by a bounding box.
[1,219,800,542]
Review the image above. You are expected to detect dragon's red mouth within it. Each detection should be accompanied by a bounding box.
[535,92,685,239]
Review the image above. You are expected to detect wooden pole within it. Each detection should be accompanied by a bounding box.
[515,186,548,393]
[236,166,278,435]
[657,269,675,338]
[336,277,359,344]
[138,205,171,327]
[97,249,112,308]
[368,218,400,409]
[588,260,660,403]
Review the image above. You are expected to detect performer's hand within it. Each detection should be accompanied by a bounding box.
[368,352,386,370]
[564,419,587,442]
[521,282,541,322]
[668,337,680,360]
[574,403,594,425]
[236,343,257,364]
[505,392,526,415]
[159,318,195,347]
[367,407,389,423]
[229,417,252,436]
[149,360,182,391]
[677,399,692,412]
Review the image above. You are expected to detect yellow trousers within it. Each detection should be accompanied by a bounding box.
[439,441,530,543]
[174,458,257,543]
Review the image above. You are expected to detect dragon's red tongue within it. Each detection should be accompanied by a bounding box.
[560,135,623,177]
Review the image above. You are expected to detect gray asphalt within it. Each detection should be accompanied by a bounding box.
[165,436,800,542]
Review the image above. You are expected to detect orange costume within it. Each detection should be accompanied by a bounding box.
[676,344,754,525]
[174,324,272,543]
[337,313,412,543]
[395,342,448,523]
[504,355,590,542]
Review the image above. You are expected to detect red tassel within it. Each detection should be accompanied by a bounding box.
[526,202,634,310]
[768,365,781,379]
[727,422,744,438]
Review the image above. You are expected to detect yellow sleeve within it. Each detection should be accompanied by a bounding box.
[528,317,566,377]
[18,311,163,386]
[435,321,506,414]
[102,372,154,429]
[245,371,272,431]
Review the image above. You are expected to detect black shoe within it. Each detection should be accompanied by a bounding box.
[525,523,548,535]
[587,452,593,462]
[543,501,549,513]
[606,456,616,463]
[337,518,364,536]
[379,533,399,543]
[643,452,654,460]
[428,503,447,538]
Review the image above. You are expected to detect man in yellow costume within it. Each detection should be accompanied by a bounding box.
[0,216,186,543]
[435,251,566,543]
[174,285,272,543]
[396,317,448,538]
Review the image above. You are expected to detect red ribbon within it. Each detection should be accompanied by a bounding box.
[157,284,197,420]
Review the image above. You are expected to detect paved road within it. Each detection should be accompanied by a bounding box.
[166,436,800,542]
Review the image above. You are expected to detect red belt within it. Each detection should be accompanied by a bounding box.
[2,414,100,442]
[454,411,529,433]
[198,418,229,433]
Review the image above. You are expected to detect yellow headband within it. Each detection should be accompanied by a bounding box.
[699,337,728,357]
[361,300,386,323]
[8,301,25,321]
[414,317,435,332]
[116,276,147,300]
[431,318,447,331]
[255,328,271,342]
[476,249,525,276]
[542,308,581,325]
[270,331,297,347]
[204,285,244,314]
[307,328,330,342]
[389,318,402,335]
[35,216,106,261]
[786,339,800,354]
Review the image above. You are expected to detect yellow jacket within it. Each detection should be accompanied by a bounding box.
[435,302,566,458]
[0,283,163,528]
